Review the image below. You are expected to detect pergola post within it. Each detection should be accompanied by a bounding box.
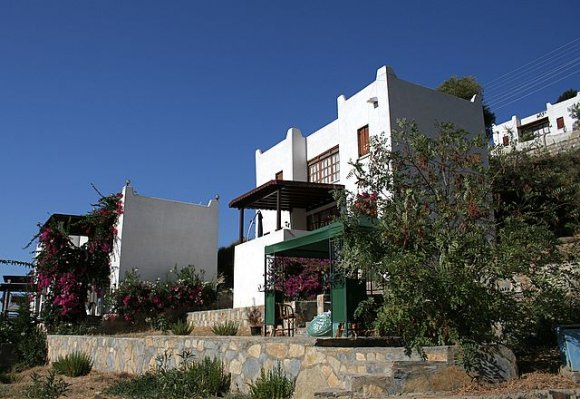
[238,208,244,243]
[276,189,281,231]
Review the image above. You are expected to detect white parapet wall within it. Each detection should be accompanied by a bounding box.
[110,185,219,287]
[233,229,309,308]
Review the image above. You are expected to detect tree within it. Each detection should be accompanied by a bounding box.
[437,76,496,137]
[556,89,577,103]
[492,147,580,237]
[339,120,579,353]
[217,242,236,289]
[569,102,580,131]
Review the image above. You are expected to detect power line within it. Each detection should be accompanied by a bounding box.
[487,57,580,104]
[485,44,580,96]
[492,68,580,111]
[485,36,580,89]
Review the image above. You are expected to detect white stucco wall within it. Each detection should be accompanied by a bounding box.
[492,92,580,147]
[253,65,486,235]
[111,186,218,287]
[386,72,485,139]
[233,229,308,308]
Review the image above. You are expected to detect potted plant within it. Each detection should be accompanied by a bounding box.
[246,306,263,336]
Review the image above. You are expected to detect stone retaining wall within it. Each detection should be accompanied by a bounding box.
[47,335,515,398]
[187,306,263,328]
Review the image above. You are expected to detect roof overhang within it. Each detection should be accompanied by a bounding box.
[229,180,344,212]
[43,214,92,236]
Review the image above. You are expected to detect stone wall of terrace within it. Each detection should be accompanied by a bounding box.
[186,306,262,328]
[47,335,516,398]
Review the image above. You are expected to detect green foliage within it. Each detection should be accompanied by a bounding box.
[211,321,239,336]
[491,147,580,237]
[24,371,70,399]
[569,102,580,130]
[170,319,194,335]
[52,351,93,377]
[0,310,47,370]
[218,242,236,289]
[105,353,230,399]
[556,88,577,103]
[437,75,496,132]
[248,363,295,399]
[340,120,579,354]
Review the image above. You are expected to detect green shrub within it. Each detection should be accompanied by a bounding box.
[0,310,48,370]
[248,363,295,399]
[105,353,230,399]
[23,371,70,399]
[211,321,239,336]
[170,319,194,335]
[52,351,93,377]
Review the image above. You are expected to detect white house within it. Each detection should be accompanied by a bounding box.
[492,91,580,149]
[34,184,218,316]
[40,184,219,288]
[109,184,219,287]
[229,66,486,309]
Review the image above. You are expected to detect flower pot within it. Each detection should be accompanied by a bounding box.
[250,325,263,336]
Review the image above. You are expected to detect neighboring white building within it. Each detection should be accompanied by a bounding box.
[40,184,219,288]
[230,66,486,308]
[492,91,580,150]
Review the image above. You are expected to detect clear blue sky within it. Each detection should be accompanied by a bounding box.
[1,0,579,277]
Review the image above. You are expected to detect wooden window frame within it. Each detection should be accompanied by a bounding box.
[557,117,565,130]
[357,125,370,157]
[307,146,340,184]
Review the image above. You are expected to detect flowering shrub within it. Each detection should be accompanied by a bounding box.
[34,193,123,325]
[272,257,330,301]
[112,266,216,328]
[353,191,378,218]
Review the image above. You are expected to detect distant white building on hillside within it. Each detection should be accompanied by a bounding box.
[492,91,580,149]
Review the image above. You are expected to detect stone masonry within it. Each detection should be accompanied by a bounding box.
[47,335,516,398]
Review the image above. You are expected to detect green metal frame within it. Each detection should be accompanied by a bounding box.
[263,222,367,336]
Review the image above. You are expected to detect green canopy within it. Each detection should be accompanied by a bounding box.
[264,222,344,258]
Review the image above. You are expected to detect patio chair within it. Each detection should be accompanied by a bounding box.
[270,303,296,336]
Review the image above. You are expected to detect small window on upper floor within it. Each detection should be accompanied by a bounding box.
[502,136,509,146]
[557,117,565,130]
[275,171,283,181]
[357,125,370,157]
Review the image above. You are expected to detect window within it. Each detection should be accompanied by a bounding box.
[557,117,565,130]
[275,171,283,181]
[307,206,340,231]
[502,136,509,146]
[357,125,369,157]
[308,146,340,183]
[518,119,550,142]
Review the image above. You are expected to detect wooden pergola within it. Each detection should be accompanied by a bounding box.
[1,275,35,317]
[229,180,344,242]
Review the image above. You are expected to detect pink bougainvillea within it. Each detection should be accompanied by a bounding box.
[34,192,123,325]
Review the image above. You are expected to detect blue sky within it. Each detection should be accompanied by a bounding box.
[1,0,579,277]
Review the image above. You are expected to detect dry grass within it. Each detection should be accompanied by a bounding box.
[453,371,579,395]
[0,366,130,399]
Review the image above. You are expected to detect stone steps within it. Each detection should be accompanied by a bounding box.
[315,361,471,399]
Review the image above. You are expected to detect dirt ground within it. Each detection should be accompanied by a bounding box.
[0,366,129,399]
[1,366,579,399]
